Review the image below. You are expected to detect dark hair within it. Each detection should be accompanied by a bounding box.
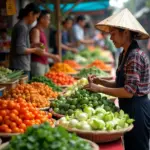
[76,15,86,23]
[37,10,50,22]
[18,3,40,20]
[62,16,73,25]
[118,28,138,39]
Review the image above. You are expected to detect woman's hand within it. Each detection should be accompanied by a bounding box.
[71,48,78,54]
[88,75,103,85]
[84,75,103,92]
[84,83,102,92]
[52,55,61,63]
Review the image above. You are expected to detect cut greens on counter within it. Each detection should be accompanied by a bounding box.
[51,89,117,116]
[76,67,109,78]
[4,122,93,150]
[58,108,134,131]
[29,76,62,92]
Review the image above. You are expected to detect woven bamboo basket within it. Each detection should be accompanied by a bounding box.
[49,109,64,119]
[57,122,133,143]
[0,140,99,150]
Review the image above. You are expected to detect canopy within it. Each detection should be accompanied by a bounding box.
[40,0,109,13]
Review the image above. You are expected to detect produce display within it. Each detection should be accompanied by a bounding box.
[51,89,117,116]
[64,78,88,97]
[59,108,134,131]
[29,76,62,92]
[45,72,75,86]
[88,60,112,71]
[5,122,93,150]
[62,51,75,60]
[50,63,76,73]
[0,67,23,83]
[3,84,50,108]
[76,67,109,78]
[64,60,82,69]
[0,99,53,133]
[30,82,58,99]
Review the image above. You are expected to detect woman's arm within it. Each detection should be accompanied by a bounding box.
[30,28,60,62]
[101,87,133,98]
[91,76,116,88]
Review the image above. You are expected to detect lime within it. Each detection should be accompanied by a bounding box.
[54,108,59,113]
[68,109,74,115]
[70,105,76,110]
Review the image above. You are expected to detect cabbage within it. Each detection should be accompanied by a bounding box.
[118,118,126,128]
[84,107,95,117]
[103,112,114,122]
[89,118,105,130]
[77,113,88,121]
[59,117,69,127]
[68,119,79,128]
[95,107,106,114]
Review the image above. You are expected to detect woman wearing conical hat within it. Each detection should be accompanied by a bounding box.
[85,9,150,150]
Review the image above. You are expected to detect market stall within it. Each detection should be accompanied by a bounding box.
[0,47,133,150]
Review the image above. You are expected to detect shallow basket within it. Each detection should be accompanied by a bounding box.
[49,109,64,119]
[19,75,28,84]
[57,122,133,143]
[0,140,99,150]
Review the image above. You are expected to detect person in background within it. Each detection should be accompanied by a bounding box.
[9,3,43,79]
[72,15,94,51]
[0,29,11,66]
[0,28,11,52]
[61,16,78,55]
[30,10,60,77]
[52,17,78,55]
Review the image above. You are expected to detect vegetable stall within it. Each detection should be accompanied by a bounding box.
[0,47,131,150]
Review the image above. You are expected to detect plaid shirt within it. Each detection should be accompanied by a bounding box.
[118,41,150,96]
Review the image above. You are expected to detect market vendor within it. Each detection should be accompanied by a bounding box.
[52,16,78,55]
[30,10,60,77]
[84,9,150,150]
[72,15,94,51]
[9,3,43,79]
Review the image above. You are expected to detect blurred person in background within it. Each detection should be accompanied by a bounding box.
[52,16,78,55]
[0,29,11,66]
[9,3,43,79]
[72,15,94,51]
[0,28,11,52]
[30,10,60,77]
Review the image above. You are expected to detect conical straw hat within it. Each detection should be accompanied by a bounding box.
[95,8,149,40]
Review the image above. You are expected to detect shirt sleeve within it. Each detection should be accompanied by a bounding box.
[124,51,142,94]
[15,25,28,55]
[73,25,84,41]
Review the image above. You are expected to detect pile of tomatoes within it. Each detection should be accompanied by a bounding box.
[3,84,50,108]
[0,98,53,133]
[30,82,58,99]
[45,72,75,86]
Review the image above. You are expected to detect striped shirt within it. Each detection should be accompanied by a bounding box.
[118,41,150,96]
